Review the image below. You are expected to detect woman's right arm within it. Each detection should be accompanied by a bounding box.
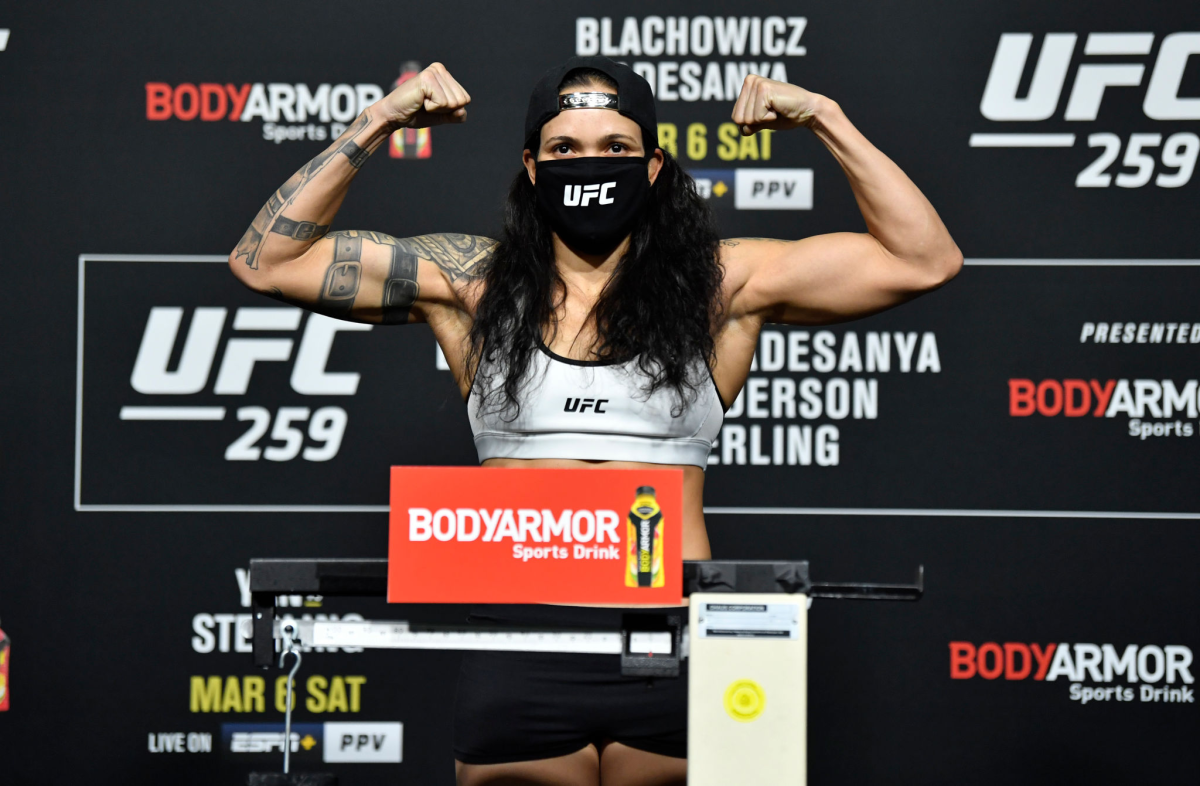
[227,62,494,324]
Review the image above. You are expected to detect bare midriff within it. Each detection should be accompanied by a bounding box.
[480,457,710,607]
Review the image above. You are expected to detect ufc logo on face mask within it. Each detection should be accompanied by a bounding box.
[563,182,616,206]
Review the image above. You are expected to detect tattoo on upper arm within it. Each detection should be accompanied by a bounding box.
[319,234,364,318]
[270,216,330,241]
[398,234,498,282]
[315,229,496,323]
[320,229,418,324]
[233,110,376,270]
[381,246,420,325]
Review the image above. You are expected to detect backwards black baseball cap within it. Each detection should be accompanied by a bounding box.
[523,55,658,153]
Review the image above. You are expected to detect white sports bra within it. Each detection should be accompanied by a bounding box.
[468,342,725,468]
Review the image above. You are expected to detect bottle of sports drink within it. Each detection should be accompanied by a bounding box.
[0,621,9,711]
[389,61,432,159]
[626,487,665,588]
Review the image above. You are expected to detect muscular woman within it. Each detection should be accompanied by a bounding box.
[229,56,961,786]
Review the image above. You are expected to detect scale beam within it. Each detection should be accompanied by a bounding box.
[249,558,922,667]
[811,565,924,600]
[274,618,635,655]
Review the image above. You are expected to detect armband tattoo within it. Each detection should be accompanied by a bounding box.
[339,140,370,169]
[381,247,420,325]
[319,235,363,318]
[270,216,330,241]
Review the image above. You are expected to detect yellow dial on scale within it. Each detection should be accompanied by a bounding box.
[723,679,766,722]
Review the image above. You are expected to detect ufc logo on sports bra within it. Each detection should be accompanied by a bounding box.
[563,182,616,207]
[564,397,609,413]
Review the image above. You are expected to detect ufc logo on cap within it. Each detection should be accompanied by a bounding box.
[563,182,616,206]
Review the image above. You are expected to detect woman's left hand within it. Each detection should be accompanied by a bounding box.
[731,75,826,135]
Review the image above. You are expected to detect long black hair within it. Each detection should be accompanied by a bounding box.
[468,75,723,419]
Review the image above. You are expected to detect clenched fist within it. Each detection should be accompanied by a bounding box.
[731,74,824,136]
[380,62,471,129]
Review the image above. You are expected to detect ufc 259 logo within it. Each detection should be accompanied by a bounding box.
[976,32,1200,189]
[564,182,616,206]
[128,306,369,462]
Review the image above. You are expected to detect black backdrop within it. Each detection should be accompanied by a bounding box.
[1,1,1197,783]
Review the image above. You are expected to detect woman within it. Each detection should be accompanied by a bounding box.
[230,55,961,786]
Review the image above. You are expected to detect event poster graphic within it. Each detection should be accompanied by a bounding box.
[2,2,1198,784]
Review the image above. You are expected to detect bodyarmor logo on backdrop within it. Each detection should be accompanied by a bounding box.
[1005,320,1199,440]
[949,641,1195,705]
[144,78,402,147]
[970,32,1200,189]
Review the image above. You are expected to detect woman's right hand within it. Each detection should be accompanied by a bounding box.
[380,62,472,129]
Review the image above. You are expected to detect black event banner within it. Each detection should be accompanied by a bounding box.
[77,256,1199,514]
[0,2,1196,785]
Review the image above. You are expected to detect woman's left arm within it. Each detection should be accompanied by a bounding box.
[723,75,963,325]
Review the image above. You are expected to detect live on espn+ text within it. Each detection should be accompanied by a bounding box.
[1,2,1197,785]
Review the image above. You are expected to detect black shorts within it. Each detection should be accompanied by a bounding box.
[452,604,688,765]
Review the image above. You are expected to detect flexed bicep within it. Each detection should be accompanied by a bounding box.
[724,233,956,326]
[228,61,477,310]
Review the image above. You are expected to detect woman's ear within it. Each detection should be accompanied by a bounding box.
[523,149,537,185]
[647,148,665,186]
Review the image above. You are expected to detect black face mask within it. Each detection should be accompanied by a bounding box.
[534,157,651,255]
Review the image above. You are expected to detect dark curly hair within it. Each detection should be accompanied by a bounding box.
[468,72,724,419]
